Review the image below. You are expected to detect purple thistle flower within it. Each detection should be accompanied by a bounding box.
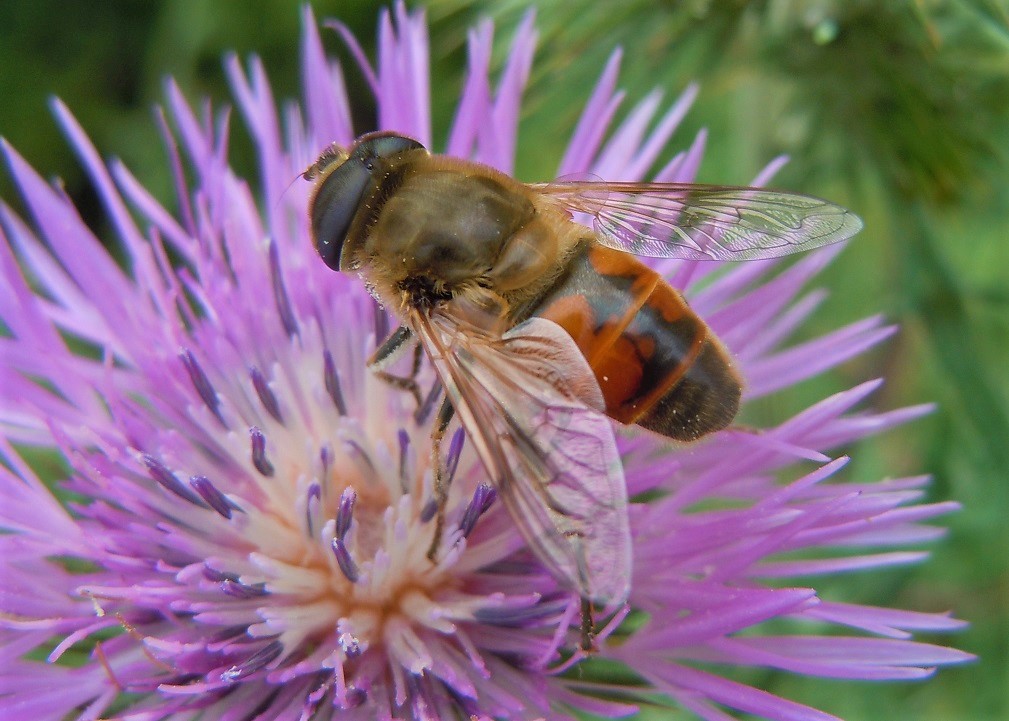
[0,4,971,720]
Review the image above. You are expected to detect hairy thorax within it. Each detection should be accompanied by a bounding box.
[354,158,582,318]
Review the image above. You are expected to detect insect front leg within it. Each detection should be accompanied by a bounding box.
[369,326,425,408]
[426,398,456,561]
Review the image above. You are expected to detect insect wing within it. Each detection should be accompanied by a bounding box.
[410,310,632,605]
[532,181,863,261]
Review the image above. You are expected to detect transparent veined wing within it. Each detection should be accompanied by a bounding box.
[531,181,863,261]
[409,308,631,605]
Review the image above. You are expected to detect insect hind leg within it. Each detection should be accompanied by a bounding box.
[426,398,456,561]
[580,596,596,652]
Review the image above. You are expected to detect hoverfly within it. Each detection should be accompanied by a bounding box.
[305,131,861,608]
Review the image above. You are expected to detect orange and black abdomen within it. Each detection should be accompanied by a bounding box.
[532,243,741,441]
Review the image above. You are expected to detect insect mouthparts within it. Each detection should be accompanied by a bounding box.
[397,275,453,310]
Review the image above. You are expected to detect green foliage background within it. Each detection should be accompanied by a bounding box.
[1,1,1005,719]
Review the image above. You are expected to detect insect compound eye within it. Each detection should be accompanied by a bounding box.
[308,132,426,273]
[353,131,426,162]
[308,156,373,272]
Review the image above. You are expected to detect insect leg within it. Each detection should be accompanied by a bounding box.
[369,326,425,408]
[580,596,596,652]
[426,397,456,561]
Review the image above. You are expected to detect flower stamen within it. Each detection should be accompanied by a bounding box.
[397,429,411,489]
[331,537,360,582]
[220,639,284,683]
[419,497,438,524]
[180,349,226,427]
[305,482,322,537]
[249,426,275,477]
[250,366,284,423]
[414,381,442,424]
[269,240,299,338]
[142,454,206,507]
[190,474,240,518]
[460,483,497,539]
[323,349,348,415]
[336,487,357,539]
[444,427,465,487]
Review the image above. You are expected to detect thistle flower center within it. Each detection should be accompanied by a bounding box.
[202,357,486,687]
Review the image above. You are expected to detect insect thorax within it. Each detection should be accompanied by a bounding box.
[358,160,556,311]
